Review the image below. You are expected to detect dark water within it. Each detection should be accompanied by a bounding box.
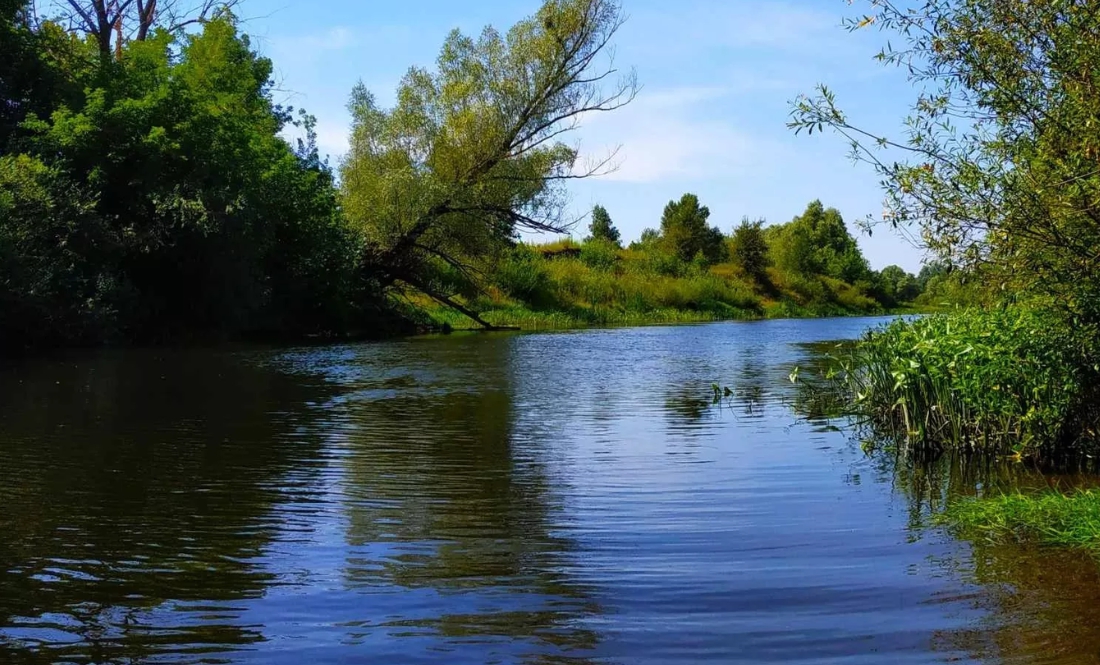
[2,317,1099,664]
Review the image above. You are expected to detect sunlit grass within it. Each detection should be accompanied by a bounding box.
[794,307,1100,459]
[940,491,1100,554]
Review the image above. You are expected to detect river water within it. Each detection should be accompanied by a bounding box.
[2,317,1099,664]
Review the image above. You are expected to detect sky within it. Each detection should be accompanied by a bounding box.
[240,0,930,272]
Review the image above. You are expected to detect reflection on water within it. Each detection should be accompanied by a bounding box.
[0,350,336,663]
[0,318,1099,664]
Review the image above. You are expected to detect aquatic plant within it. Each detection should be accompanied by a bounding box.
[794,308,1100,460]
[941,490,1100,554]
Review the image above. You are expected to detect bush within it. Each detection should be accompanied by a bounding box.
[494,245,557,307]
[580,239,620,271]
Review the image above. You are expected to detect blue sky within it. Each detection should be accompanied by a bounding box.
[242,0,928,272]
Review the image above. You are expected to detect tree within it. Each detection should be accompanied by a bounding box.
[340,0,636,328]
[2,13,357,349]
[40,0,238,58]
[631,227,659,249]
[587,204,620,245]
[767,200,869,283]
[789,0,1100,320]
[659,193,726,264]
[877,264,919,303]
[917,261,950,291]
[730,218,770,285]
[0,0,83,152]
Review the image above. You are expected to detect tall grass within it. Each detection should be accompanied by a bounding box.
[798,307,1100,460]
[940,490,1100,554]
[474,240,890,330]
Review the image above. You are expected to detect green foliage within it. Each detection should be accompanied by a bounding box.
[658,193,727,265]
[339,0,635,323]
[798,308,1100,460]
[587,204,620,245]
[493,244,557,308]
[0,2,87,153]
[873,265,920,305]
[1,14,362,349]
[767,201,869,283]
[633,228,660,248]
[941,491,1100,555]
[579,238,619,270]
[0,154,114,346]
[915,268,986,309]
[730,218,770,285]
[791,0,1100,322]
[459,222,904,330]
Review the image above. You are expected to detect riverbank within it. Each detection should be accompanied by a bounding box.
[403,237,931,331]
[415,300,925,331]
[793,304,1100,562]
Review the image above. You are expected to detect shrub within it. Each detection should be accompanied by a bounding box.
[494,245,556,307]
[580,239,620,271]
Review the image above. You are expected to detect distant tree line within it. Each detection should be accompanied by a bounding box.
[579,195,938,309]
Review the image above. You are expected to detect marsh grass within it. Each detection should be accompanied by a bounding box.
[941,491,1100,554]
[795,307,1100,461]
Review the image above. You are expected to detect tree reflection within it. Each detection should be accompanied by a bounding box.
[334,338,603,661]
[0,349,334,664]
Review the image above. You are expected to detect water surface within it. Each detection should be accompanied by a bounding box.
[1,317,1097,664]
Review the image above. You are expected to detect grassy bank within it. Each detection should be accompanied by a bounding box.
[412,238,921,331]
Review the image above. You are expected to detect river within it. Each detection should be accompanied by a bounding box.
[1,317,1099,664]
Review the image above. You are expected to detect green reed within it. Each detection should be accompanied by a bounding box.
[795,307,1100,460]
[940,490,1100,554]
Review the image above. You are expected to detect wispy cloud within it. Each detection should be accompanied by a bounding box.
[575,86,784,184]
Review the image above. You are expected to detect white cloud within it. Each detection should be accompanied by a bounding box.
[574,86,782,184]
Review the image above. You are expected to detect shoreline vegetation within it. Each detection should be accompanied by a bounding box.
[781,3,1100,560]
[405,199,964,332]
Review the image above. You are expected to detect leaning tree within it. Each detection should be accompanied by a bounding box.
[340,0,636,327]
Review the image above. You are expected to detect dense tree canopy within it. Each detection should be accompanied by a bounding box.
[1,7,360,349]
[659,193,726,264]
[766,201,869,284]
